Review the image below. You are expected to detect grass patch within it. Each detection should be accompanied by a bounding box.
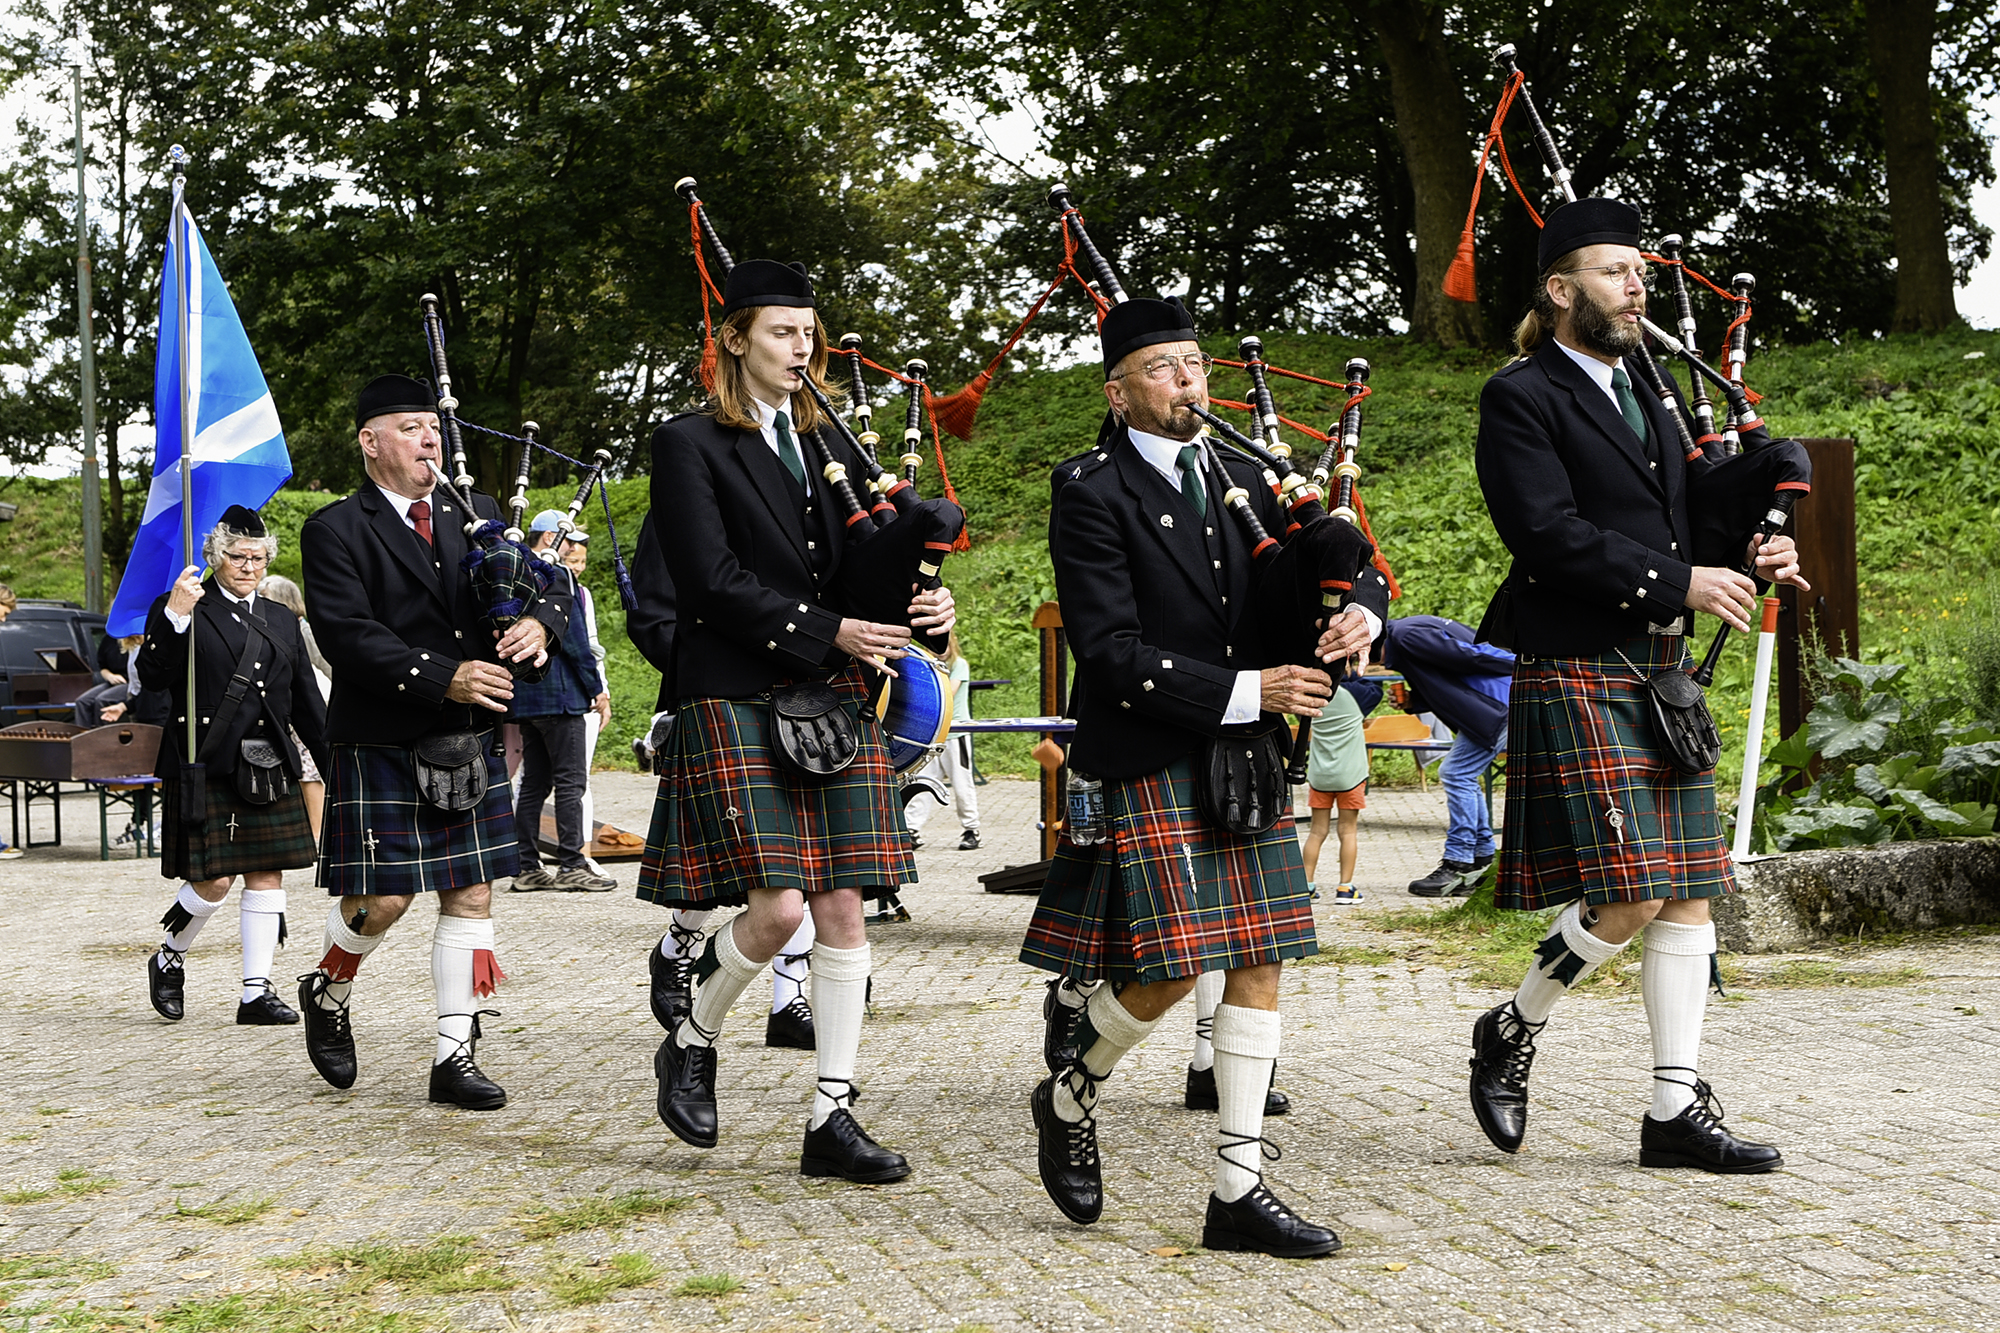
[1732,960,1929,989]
[674,1273,745,1298]
[173,1194,277,1225]
[1363,879,1565,990]
[266,1236,514,1296]
[2,1169,116,1205]
[0,1254,116,1282]
[515,1190,690,1240]
[35,1106,68,1116]
[1294,944,1403,968]
[545,1252,661,1306]
[23,1293,437,1331]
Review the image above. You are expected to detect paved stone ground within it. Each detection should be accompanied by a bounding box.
[2,772,1998,1331]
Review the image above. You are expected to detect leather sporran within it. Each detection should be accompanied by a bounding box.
[235,738,289,805]
[769,681,859,779]
[1195,721,1290,835]
[413,731,489,811]
[1616,649,1720,776]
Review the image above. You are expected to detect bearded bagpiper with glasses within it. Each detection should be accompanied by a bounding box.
[639,259,953,1183]
[294,374,567,1111]
[1468,199,1809,1172]
[1022,296,1385,1257]
[141,505,330,1029]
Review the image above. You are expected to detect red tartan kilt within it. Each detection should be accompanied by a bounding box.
[1020,756,1317,985]
[636,664,914,908]
[1497,635,1737,912]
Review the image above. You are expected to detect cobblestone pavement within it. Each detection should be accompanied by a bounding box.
[3,773,1998,1331]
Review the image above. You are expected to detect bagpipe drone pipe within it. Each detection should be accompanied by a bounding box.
[1449,45,1812,686]
[418,295,636,686]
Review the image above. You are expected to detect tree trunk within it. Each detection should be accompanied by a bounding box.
[1863,0,1959,331]
[1368,0,1487,348]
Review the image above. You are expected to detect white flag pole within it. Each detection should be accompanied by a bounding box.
[1732,594,1782,860]
[169,145,195,766]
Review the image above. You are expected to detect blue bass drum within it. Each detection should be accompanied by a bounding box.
[877,644,954,774]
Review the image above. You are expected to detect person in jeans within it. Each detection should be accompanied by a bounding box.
[1375,615,1514,897]
[509,510,616,893]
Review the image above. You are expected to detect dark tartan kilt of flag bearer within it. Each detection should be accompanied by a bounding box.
[1498,633,1737,913]
[1021,755,1319,986]
[161,776,318,883]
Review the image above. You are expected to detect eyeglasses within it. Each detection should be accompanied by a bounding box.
[1114,352,1214,383]
[1574,262,1651,286]
[220,551,271,569]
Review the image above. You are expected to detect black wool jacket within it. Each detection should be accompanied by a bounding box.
[300,478,571,745]
[138,586,330,781]
[1473,341,1771,656]
[1050,423,1391,782]
[625,511,679,712]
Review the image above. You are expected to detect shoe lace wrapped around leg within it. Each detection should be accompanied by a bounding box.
[1491,1004,1541,1091]
[439,1008,501,1064]
[242,975,273,998]
[816,1076,856,1115]
[1057,1063,1104,1168]
[158,945,186,971]
[1666,1072,1728,1135]
[299,971,352,1041]
[1216,1130,1283,1192]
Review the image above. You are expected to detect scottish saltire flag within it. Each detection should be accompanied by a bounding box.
[106,199,291,635]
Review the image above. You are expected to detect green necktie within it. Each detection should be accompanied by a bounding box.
[773,409,808,489]
[1175,444,1207,518]
[1610,366,1652,447]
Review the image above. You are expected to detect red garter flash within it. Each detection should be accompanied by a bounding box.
[473,949,507,998]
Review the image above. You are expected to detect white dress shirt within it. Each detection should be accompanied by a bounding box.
[1127,426,1381,724]
[165,584,254,635]
[751,396,812,497]
[1554,338,1626,412]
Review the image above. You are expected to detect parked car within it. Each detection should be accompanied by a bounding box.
[0,601,108,716]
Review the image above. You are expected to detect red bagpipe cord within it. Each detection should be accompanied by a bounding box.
[1443,70,1534,303]
[1206,382,1401,599]
[930,208,1114,440]
[861,354,973,552]
[691,201,727,394]
[1636,253,1764,406]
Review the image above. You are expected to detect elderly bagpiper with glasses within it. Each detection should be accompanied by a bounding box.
[1468,198,1809,1172]
[1023,295,1385,1257]
[141,505,331,1029]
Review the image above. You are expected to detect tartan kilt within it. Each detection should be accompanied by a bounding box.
[636,664,914,909]
[316,736,517,897]
[1020,756,1318,985]
[1498,634,1737,912]
[160,776,317,882]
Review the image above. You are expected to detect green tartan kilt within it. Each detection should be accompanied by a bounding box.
[636,665,914,909]
[160,775,318,882]
[1497,634,1737,912]
[1020,756,1318,985]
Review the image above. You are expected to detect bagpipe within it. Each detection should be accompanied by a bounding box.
[1046,186,1382,821]
[676,178,965,773]
[417,294,636,684]
[1449,45,1812,688]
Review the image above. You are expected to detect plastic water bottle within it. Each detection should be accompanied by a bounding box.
[1066,770,1108,846]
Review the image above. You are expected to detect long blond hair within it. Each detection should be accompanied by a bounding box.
[1512,249,1591,357]
[707,305,842,433]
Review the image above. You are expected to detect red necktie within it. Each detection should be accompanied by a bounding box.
[410,499,433,546]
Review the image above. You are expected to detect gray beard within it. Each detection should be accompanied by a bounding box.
[1121,401,1202,441]
[1571,289,1644,359]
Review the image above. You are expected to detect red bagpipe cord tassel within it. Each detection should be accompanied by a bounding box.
[932,209,1112,440]
[317,944,363,983]
[1444,70,1536,304]
[473,949,507,999]
[691,201,725,394]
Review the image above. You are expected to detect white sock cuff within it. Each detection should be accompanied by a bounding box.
[713,920,765,982]
[433,916,493,951]
[178,884,223,918]
[239,888,285,914]
[1643,919,1717,956]
[1085,985,1159,1049]
[1210,1003,1281,1060]
[809,940,870,984]
[325,904,383,956]
[1560,902,1631,966]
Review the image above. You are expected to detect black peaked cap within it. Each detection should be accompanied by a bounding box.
[1101,296,1196,378]
[721,259,816,316]
[1538,197,1643,271]
[356,373,439,430]
[217,504,266,537]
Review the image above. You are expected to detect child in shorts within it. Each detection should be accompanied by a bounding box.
[1302,682,1369,905]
